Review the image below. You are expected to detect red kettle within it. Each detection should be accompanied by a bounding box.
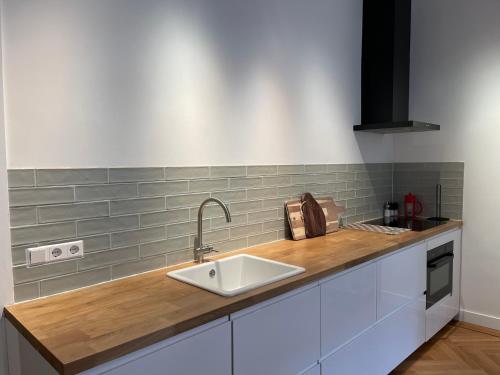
[404,193,422,219]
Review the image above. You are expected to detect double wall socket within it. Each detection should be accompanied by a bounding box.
[26,240,84,267]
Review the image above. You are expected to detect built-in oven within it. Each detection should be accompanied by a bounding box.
[426,241,454,309]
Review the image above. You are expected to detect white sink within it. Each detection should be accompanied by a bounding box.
[167,254,305,297]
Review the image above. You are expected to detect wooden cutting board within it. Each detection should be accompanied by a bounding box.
[286,196,346,240]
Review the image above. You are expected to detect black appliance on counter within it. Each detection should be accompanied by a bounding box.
[426,241,454,309]
[364,217,447,232]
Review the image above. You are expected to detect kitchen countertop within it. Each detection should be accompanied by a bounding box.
[4,220,462,375]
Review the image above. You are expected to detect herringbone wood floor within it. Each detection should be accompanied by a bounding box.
[392,322,500,374]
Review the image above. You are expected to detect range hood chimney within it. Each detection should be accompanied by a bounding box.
[353,0,440,133]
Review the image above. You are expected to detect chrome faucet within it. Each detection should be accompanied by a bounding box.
[194,197,231,263]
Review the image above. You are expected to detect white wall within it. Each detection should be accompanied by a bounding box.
[0,143,12,370]
[395,0,500,329]
[0,1,14,372]
[2,0,393,169]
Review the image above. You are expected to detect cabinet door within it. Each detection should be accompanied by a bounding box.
[377,243,426,320]
[301,364,320,375]
[426,294,457,340]
[103,321,231,375]
[232,285,320,375]
[321,298,425,375]
[321,263,376,356]
[6,321,59,375]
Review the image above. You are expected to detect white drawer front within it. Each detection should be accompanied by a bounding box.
[321,298,425,375]
[103,321,231,375]
[321,263,376,356]
[377,243,426,320]
[233,286,320,375]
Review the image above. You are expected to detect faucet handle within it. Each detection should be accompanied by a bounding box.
[204,245,220,256]
[194,244,218,263]
[200,244,214,254]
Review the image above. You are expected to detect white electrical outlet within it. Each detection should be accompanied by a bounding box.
[48,245,66,262]
[26,240,84,267]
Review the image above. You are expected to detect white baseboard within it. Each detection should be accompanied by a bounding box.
[460,309,500,331]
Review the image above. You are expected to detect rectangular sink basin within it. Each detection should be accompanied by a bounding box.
[167,254,305,297]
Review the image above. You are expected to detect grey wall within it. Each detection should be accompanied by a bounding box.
[9,163,393,302]
[394,0,500,330]
[393,163,464,219]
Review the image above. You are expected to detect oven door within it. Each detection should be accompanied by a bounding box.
[426,251,454,309]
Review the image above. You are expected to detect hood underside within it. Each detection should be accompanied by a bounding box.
[354,121,440,134]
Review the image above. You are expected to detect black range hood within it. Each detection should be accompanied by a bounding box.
[353,0,440,134]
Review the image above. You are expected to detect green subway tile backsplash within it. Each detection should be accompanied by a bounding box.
[165,167,210,180]
[38,202,109,223]
[138,181,189,197]
[36,169,108,186]
[7,163,463,302]
[9,187,75,207]
[13,282,40,302]
[11,222,76,246]
[247,165,277,176]
[40,268,111,297]
[77,215,139,236]
[10,207,37,226]
[78,246,139,271]
[7,169,35,188]
[75,184,138,201]
[109,197,166,216]
[109,168,165,183]
[112,256,166,280]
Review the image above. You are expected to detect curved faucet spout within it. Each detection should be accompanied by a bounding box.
[194,198,231,263]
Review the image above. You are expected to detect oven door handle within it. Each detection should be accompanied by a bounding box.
[427,253,454,269]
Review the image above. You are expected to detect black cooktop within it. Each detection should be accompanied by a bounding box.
[364,217,449,232]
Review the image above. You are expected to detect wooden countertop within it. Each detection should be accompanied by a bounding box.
[4,220,462,375]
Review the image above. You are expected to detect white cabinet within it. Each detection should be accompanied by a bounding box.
[232,284,320,375]
[426,229,462,340]
[320,263,376,356]
[321,240,429,375]
[321,298,426,375]
[8,228,461,375]
[6,321,59,375]
[426,294,457,340]
[8,318,232,375]
[81,318,231,375]
[377,242,426,320]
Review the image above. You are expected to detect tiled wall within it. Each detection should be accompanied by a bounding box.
[8,164,393,302]
[7,162,464,302]
[393,163,464,219]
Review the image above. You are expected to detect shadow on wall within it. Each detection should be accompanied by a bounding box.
[393,162,464,220]
[353,131,464,220]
